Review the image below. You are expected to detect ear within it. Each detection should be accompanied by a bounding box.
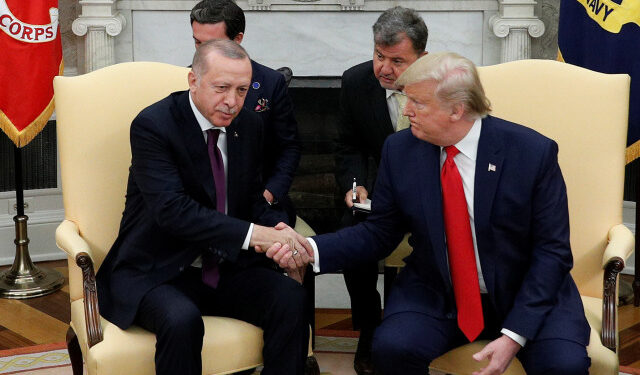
[233,32,244,44]
[449,103,465,122]
[188,70,198,92]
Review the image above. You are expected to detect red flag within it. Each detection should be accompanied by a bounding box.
[0,0,63,147]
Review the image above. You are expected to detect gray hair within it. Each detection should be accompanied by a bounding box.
[396,52,491,119]
[191,39,249,78]
[372,6,428,55]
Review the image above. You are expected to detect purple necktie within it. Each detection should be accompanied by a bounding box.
[202,128,225,288]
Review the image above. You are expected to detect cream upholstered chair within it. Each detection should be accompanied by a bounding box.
[54,62,319,375]
[428,60,633,374]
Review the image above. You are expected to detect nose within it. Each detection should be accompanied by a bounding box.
[380,60,393,75]
[403,100,414,117]
[223,90,237,108]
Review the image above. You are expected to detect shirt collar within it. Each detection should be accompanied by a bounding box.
[188,92,227,134]
[447,117,482,161]
[385,89,403,100]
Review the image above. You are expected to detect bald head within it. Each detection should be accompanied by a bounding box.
[191,39,249,79]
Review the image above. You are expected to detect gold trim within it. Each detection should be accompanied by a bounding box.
[626,140,640,164]
[0,59,63,148]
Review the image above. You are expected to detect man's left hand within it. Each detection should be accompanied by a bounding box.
[263,189,275,204]
[471,335,522,375]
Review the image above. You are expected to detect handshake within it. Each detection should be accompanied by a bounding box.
[250,222,314,283]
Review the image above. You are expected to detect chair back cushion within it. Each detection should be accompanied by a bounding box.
[54,62,190,271]
[477,60,630,298]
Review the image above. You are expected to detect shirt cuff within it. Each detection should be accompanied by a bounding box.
[242,223,254,250]
[501,328,527,347]
[307,237,320,273]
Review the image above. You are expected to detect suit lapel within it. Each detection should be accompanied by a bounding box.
[417,141,451,287]
[368,72,394,136]
[177,92,218,207]
[474,116,504,295]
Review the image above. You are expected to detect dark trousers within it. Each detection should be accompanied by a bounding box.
[343,261,382,355]
[135,266,309,375]
[342,211,382,356]
[371,296,590,375]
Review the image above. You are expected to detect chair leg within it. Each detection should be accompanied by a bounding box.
[305,355,321,375]
[66,327,84,375]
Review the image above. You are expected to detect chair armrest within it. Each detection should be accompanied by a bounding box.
[55,220,104,347]
[56,220,94,260]
[601,224,634,352]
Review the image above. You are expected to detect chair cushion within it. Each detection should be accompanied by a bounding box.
[429,296,617,375]
[72,299,264,375]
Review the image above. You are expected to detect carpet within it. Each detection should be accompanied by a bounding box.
[0,343,333,375]
[0,343,70,374]
[1,342,637,375]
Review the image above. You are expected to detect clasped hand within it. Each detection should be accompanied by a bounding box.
[251,222,314,283]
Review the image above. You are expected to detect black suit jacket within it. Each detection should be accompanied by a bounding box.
[316,116,590,345]
[96,90,288,329]
[335,60,394,196]
[245,60,300,202]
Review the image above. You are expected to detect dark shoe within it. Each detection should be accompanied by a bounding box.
[354,355,377,375]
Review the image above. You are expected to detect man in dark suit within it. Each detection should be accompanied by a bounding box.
[96,40,310,375]
[334,7,427,374]
[270,52,591,374]
[190,0,300,225]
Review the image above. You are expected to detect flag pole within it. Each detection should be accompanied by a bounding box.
[0,145,64,299]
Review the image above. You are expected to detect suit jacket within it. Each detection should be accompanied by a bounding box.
[245,60,300,202]
[335,60,394,196]
[314,116,590,345]
[96,90,288,330]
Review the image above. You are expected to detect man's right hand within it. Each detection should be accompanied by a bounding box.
[250,222,314,264]
[345,185,368,208]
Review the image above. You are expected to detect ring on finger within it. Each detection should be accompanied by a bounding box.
[292,250,299,256]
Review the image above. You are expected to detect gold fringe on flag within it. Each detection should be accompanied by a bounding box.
[0,60,64,148]
[626,141,640,164]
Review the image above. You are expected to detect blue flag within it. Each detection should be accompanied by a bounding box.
[558,0,640,162]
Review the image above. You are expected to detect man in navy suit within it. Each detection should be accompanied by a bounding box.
[270,52,591,374]
[190,0,300,225]
[96,40,311,375]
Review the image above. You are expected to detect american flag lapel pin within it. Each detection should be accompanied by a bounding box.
[488,163,496,172]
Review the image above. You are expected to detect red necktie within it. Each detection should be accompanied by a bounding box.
[202,129,224,288]
[441,145,484,342]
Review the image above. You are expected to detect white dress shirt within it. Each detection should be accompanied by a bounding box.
[309,117,526,346]
[188,94,252,269]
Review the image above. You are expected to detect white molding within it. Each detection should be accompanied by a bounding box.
[0,209,66,266]
[116,0,499,11]
[0,209,64,228]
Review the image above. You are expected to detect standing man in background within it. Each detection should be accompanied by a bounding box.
[191,0,301,225]
[334,6,428,374]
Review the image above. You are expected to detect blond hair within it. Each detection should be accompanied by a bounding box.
[396,52,491,119]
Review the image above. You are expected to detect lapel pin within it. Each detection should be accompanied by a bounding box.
[254,98,270,112]
[488,163,496,172]
[233,131,239,138]
[252,82,260,90]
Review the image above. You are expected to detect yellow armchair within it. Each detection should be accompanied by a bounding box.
[428,60,633,374]
[54,62,319,375]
